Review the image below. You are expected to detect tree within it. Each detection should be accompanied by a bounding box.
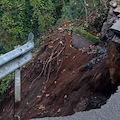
[30,0,55,36]
[0,0,70,51]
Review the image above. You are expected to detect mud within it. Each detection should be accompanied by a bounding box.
[0,21,119,120]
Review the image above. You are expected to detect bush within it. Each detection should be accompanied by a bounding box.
[0,43,6,54]
[0,73,14,99]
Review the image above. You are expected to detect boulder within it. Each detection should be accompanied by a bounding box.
[72,32,93,49]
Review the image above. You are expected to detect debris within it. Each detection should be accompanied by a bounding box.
[1,18,120,120]
[37,95,41,98]
[59,41,63,45]
[46,94,50,97]
[73,56,76,59]
[54,81,57,84]
[118,14,120,17]
[87,62,93,70]
[58,28,62,30]
[42,90,46,93]
[97,46,107,54]
[48,45,53,49]
[57,108,61,113]
[64,95,67,99]
[61,69,66,73]
[39,105,45,110]
[72,71,75,74]
[37,113,41,115]
[9,89,14,95]
[26,101,29,105]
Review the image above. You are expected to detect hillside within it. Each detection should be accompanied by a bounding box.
[1,2,120,120]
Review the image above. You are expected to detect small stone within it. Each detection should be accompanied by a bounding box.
[54,81,57,84]
[88,62,93,70]
[38,113,41,115]
[112,35,120,44]
[46,94,50,97]
[71,71,75,74]
[57,108,61,113]
[64,95,67,98]
[39,105,45,110]
[118,14,120,17]
[37,95,41,98]
[73,56,76,59]
[42,90,46,93]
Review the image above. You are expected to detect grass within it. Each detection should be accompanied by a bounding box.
[75,28,99,43]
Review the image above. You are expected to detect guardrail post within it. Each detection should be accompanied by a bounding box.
[14,68,21,120]
[0,32,34,120]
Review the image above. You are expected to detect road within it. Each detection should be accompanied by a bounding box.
[30,86,120,120]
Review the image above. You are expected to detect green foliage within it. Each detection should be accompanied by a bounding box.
[0,0,27,50]
[0,73,14,99]
[93,9,109,32]
[0,43,6,54]
[30,0,55,35]
[75,29,99,43]
[66,25,74,31]
[116,0,120,4]
[51,0,63,20]
[0,0,57,51]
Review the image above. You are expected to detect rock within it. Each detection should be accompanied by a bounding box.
[72,32,93,49]
[110,0,117,8]
[100,17,117,41]
[97,46,107,54]
[107,7,118,20]
[110,20,120,34]
[87,62,93,70]
[106,29,114,39]
[111,35,120,44]
[100,8,118,41]
[113,5,120,13]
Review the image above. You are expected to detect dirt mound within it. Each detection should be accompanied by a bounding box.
[0,21,119,120]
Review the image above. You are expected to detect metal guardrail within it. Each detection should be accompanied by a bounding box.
[0,32,34,120]
[0,33,34,79]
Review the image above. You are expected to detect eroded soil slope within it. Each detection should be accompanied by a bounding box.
[0,23,119,120]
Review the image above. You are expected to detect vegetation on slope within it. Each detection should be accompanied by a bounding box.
[0,0,110,99]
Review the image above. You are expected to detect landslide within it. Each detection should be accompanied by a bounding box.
[0,22,119,120]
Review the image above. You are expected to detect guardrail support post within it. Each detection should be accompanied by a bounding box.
[14,68,21,120]
[0,32,34,120]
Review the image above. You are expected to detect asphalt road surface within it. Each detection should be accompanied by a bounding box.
[31,86,120,120]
